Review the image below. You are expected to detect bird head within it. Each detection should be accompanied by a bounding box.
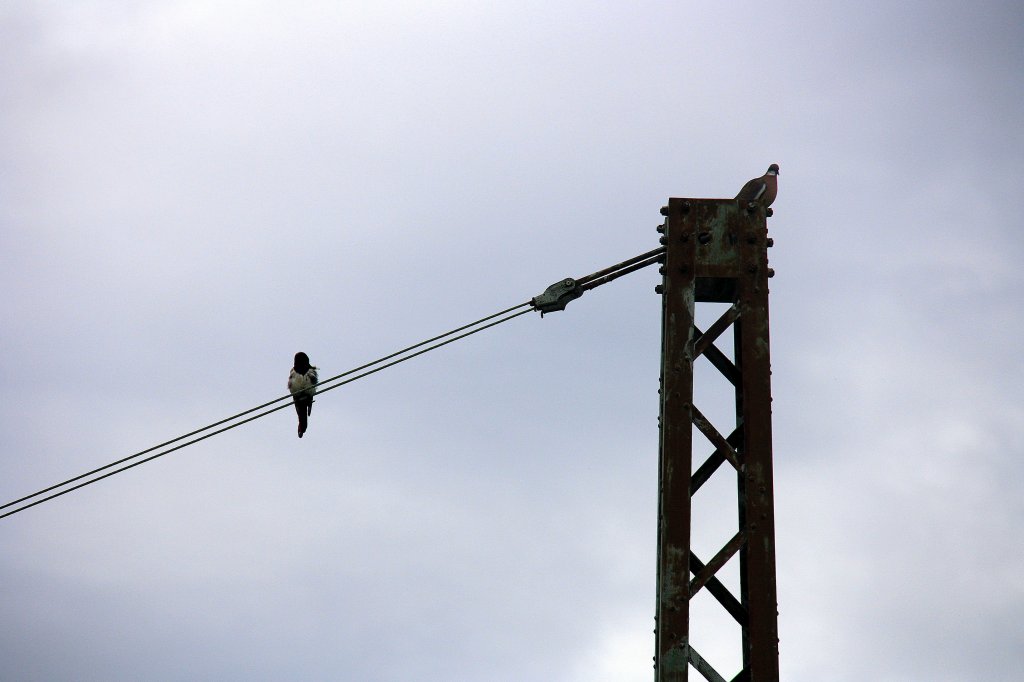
[294,352,311,373]
[767,163,779,175]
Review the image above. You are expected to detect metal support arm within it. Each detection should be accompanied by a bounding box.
[531,246,666,316]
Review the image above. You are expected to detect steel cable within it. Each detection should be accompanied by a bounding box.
[0,303,532,520]
[1,245,664,521]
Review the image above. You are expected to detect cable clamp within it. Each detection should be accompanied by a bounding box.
[531,277,582,316]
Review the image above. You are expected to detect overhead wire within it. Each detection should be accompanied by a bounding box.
[1,246,665,521]
[0,302,532,520]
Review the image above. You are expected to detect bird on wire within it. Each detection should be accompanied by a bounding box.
[288,352,319,438]
[736,163,779,215]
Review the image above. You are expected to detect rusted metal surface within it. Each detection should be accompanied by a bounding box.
[656,198,778,682]
[691,428,741,496]
[691,406,741,471]
[690,531,746,598]
[689,646,728,682]
[656,198,697,680]
[578,252,665,292]
[689,552,747,626]
[532,246,666,315]
[694,304,740,358]
[734,203,780,679]
[693,321,741,386]
[577,245,666,288]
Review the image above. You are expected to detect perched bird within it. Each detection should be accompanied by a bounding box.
[287,352,319,438]
[735,163,779,213]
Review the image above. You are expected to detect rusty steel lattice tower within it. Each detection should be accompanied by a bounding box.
[655,198,779,681]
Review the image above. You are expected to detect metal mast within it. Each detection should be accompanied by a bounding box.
[655,198,779,681]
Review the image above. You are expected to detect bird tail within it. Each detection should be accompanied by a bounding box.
[295,398,310,438]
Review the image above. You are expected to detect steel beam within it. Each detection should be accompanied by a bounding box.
[655,199,779,681]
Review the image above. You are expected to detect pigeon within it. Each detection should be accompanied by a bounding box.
[287,352,319,438]
[735,163,779,214]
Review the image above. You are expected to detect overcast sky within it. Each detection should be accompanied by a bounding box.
[2,2,1022,680]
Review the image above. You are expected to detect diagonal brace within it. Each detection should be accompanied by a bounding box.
[691,426,743,496]
[694,304,740,359]
[693,325,740,386]
[690,552,748,626]
[690,532,746,598]
[692,406,742,470]
[689,645,728,682]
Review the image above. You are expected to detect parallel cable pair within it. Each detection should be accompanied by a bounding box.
[0,303,533,520]
[0,247,665,521]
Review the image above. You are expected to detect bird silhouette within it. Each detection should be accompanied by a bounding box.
[288,352,318,438]
[736,163,779,214]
